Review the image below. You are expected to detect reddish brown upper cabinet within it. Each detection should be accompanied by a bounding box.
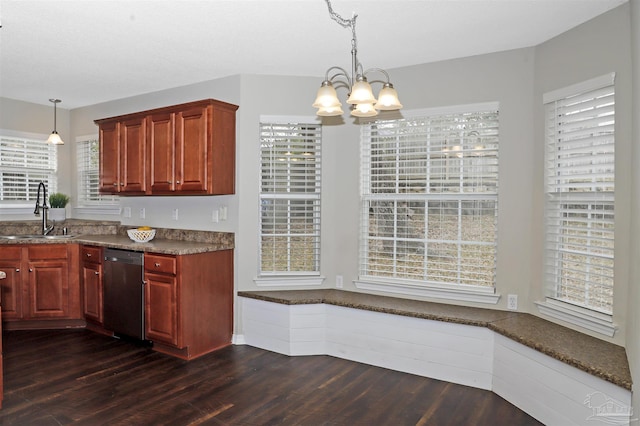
[98,116,147,195]
[96,99,238,196]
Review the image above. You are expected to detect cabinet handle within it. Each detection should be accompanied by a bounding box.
[155,262,161,268]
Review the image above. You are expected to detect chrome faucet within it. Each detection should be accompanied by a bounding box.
[34,182,54,235]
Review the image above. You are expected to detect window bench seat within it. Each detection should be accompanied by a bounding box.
[237,289,632,426]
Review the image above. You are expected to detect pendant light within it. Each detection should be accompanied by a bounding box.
[46,99,64,145]
[312,0,402,118]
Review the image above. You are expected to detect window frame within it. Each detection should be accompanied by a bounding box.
[0,129,57,214]
[356,103,501,304]
[255,116,324,287]
[74,134,120,215]
[536,73,617,337]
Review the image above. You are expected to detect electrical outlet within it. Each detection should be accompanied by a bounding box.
[220,206,228,221]
[507,294,518,310]
[172,208,179,221]
[336,275,344,289]
[139,208,146,219]
[123,207,131,218]
[212,209,219,223]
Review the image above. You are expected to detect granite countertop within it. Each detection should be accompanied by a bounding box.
[0,220,234,255]
[0,234,234,255]
[238,289,632,391]
[74,234,233,255]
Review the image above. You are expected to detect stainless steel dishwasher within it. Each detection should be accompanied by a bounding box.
[103,248,145,341]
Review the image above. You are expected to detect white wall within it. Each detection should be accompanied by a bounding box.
[626,0,640,420]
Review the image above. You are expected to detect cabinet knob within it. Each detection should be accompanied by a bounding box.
[176,180,181,184]
[29,268,33,272]
[155,262,161,268]
[168,180,172,184]
[15,268,20,272]
[113,183,118,186]
[95,271,99,275]
[86,253,92,257]
[120,182,124,186]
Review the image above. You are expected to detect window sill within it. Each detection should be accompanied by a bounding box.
[534,299,617,337]
[354,279,500,305]
[254,275,325,288]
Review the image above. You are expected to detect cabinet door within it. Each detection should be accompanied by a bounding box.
[120,117,147,193]
[0,259,24,320]
[144,272,181,347]
[28,260,69,318]
[175,106,209,193]
[82,262,103,323]
[99,121,120,194]
[148,112,175,193]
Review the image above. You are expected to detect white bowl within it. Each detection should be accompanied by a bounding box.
[127,229,156,243]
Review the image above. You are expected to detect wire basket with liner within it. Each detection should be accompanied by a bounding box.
[127,228,156,243]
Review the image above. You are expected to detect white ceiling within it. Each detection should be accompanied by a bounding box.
[0,0,628,109]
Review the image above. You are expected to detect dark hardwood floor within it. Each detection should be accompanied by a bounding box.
[0,329,542,425]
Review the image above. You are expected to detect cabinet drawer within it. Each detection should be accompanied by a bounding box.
[81,246,102,263]
[28,244,67,260]
[145,254,176,275]
[0,246,22,260]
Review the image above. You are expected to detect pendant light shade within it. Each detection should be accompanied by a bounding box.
[375,83,403,111]
[351,102,378,118]
[313,81,344,116]
[346,79,376,105]
[47,99,64,145]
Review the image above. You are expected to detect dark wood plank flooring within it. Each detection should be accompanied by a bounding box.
[0,329,542,425]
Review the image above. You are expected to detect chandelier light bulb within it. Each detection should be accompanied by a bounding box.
[375,84,403,111]
[347,79,377,105]
[351,102,378,118]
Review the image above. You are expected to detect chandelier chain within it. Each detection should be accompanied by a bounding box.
[324,0,358,52]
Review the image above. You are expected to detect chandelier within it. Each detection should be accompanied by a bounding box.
[312,0,402,118]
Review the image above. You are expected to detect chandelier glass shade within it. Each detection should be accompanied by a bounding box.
[46,98,64,145]
[313,0,402,118]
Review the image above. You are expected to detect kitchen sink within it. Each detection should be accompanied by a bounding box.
[0,235,76,240]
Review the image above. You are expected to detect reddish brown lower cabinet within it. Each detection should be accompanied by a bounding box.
[144,249,233,360]
[81,245,103,325]
[0,244,82,329]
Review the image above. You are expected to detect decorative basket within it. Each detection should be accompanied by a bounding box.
[127,229,156,243]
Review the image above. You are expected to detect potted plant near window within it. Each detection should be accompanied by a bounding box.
[48,192,70,221]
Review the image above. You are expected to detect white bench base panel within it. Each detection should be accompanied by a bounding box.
[238,296,632,426]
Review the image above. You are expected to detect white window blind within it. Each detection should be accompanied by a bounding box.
[77,136,117,205]
[360,106,499,289]
[260,121,322,275]
[0,134,57,201]
[544,75,615,314]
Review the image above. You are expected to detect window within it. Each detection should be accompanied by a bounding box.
[259,119,321,277]
[359,104,499,300]
[543,74,615,316]
[0,132,57,202]
[77,136,117,205]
